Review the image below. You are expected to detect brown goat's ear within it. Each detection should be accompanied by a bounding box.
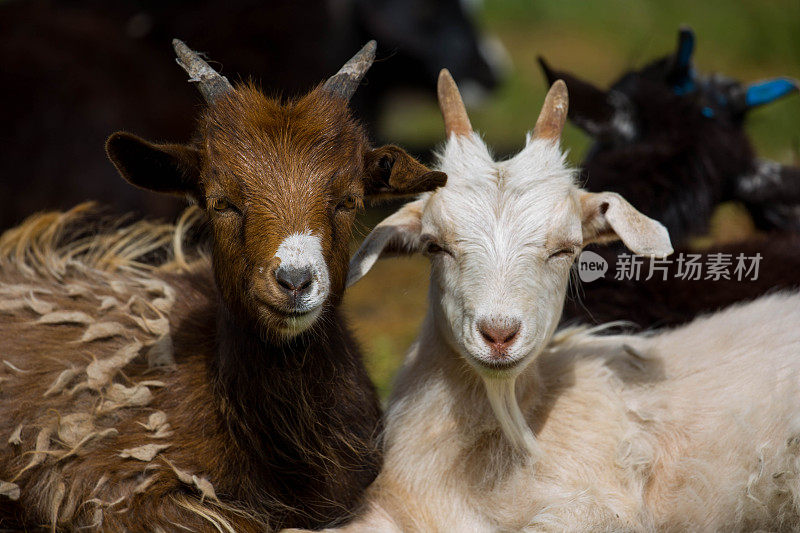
[580,191,673,257]
[363,146,446,200]
[347,198,425,287]
[106,132,202,200]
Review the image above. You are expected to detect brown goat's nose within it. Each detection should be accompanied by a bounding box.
[477,318,521,353]
[275,265,314,296]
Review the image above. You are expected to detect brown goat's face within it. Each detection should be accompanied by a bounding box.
[201,88,367,336]
[107,86,445,338]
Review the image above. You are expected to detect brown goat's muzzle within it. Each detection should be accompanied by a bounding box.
[248,232,332,337]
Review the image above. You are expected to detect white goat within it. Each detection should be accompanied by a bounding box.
[288,72,800,532]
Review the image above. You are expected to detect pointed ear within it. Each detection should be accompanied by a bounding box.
[537,56,613,137]
[106,132,202,200]
[668,26,696,93]
[364,146,447,200]
[674,27,695,71]
[579,191,672,257]
[347,199,425,287]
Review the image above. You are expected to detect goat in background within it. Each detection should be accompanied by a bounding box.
[562,232,800,327]
[540,27,800,241]
[538,28,800,327]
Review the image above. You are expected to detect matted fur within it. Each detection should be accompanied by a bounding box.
[0,205,262,530]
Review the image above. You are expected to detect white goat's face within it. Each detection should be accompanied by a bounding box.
[348,73,672,377]
[419,135,582,372]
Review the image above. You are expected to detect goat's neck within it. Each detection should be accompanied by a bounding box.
[397,309,543,457]
[211,302,349,459]
[206,294,381,519]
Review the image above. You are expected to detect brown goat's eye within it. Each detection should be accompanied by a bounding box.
[336,195,359,211]
[211,198,233,213]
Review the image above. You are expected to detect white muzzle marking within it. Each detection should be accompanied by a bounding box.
[274,231,330,333]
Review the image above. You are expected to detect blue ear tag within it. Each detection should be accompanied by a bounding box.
[701,107,715,118]
[745,78,799,108]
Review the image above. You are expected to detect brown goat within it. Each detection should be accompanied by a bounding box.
[0,41,445,531]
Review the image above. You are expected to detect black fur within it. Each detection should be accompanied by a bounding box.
[540,27,800,242]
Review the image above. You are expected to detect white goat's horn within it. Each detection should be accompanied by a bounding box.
[173,39,234,104]
[323,41,377,102]
[437,69,473,138]
[533,79,569,142]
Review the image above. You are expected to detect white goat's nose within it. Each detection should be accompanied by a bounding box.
[477,317,521,353]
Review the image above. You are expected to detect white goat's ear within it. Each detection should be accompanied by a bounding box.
[347,199,425,287]
[579,191,673,257]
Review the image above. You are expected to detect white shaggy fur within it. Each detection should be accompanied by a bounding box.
[286,124,800,531]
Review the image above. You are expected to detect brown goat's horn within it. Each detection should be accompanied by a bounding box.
[437,69,472,137]
[533,80,569,142]
[172,39,234,104]
[323,40,377,101]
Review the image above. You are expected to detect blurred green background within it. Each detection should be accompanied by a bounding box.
[345,0,800,398]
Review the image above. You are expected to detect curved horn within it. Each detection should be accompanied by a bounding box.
[533,80,569,142]
[437,69,472,137]
[323,40,377,101]
[172,39,234,104]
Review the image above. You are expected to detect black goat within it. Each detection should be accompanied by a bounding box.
[540,27,800,242]
[538,29,800,329]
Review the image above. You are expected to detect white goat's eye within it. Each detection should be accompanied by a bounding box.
[425,242,444,254]
[421,236,449,256]
[548,247,575,260]
[426,242,445,254]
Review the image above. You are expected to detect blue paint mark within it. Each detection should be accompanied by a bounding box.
[746,78,799,108]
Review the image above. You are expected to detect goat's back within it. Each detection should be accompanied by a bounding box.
[543,291,800,530]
